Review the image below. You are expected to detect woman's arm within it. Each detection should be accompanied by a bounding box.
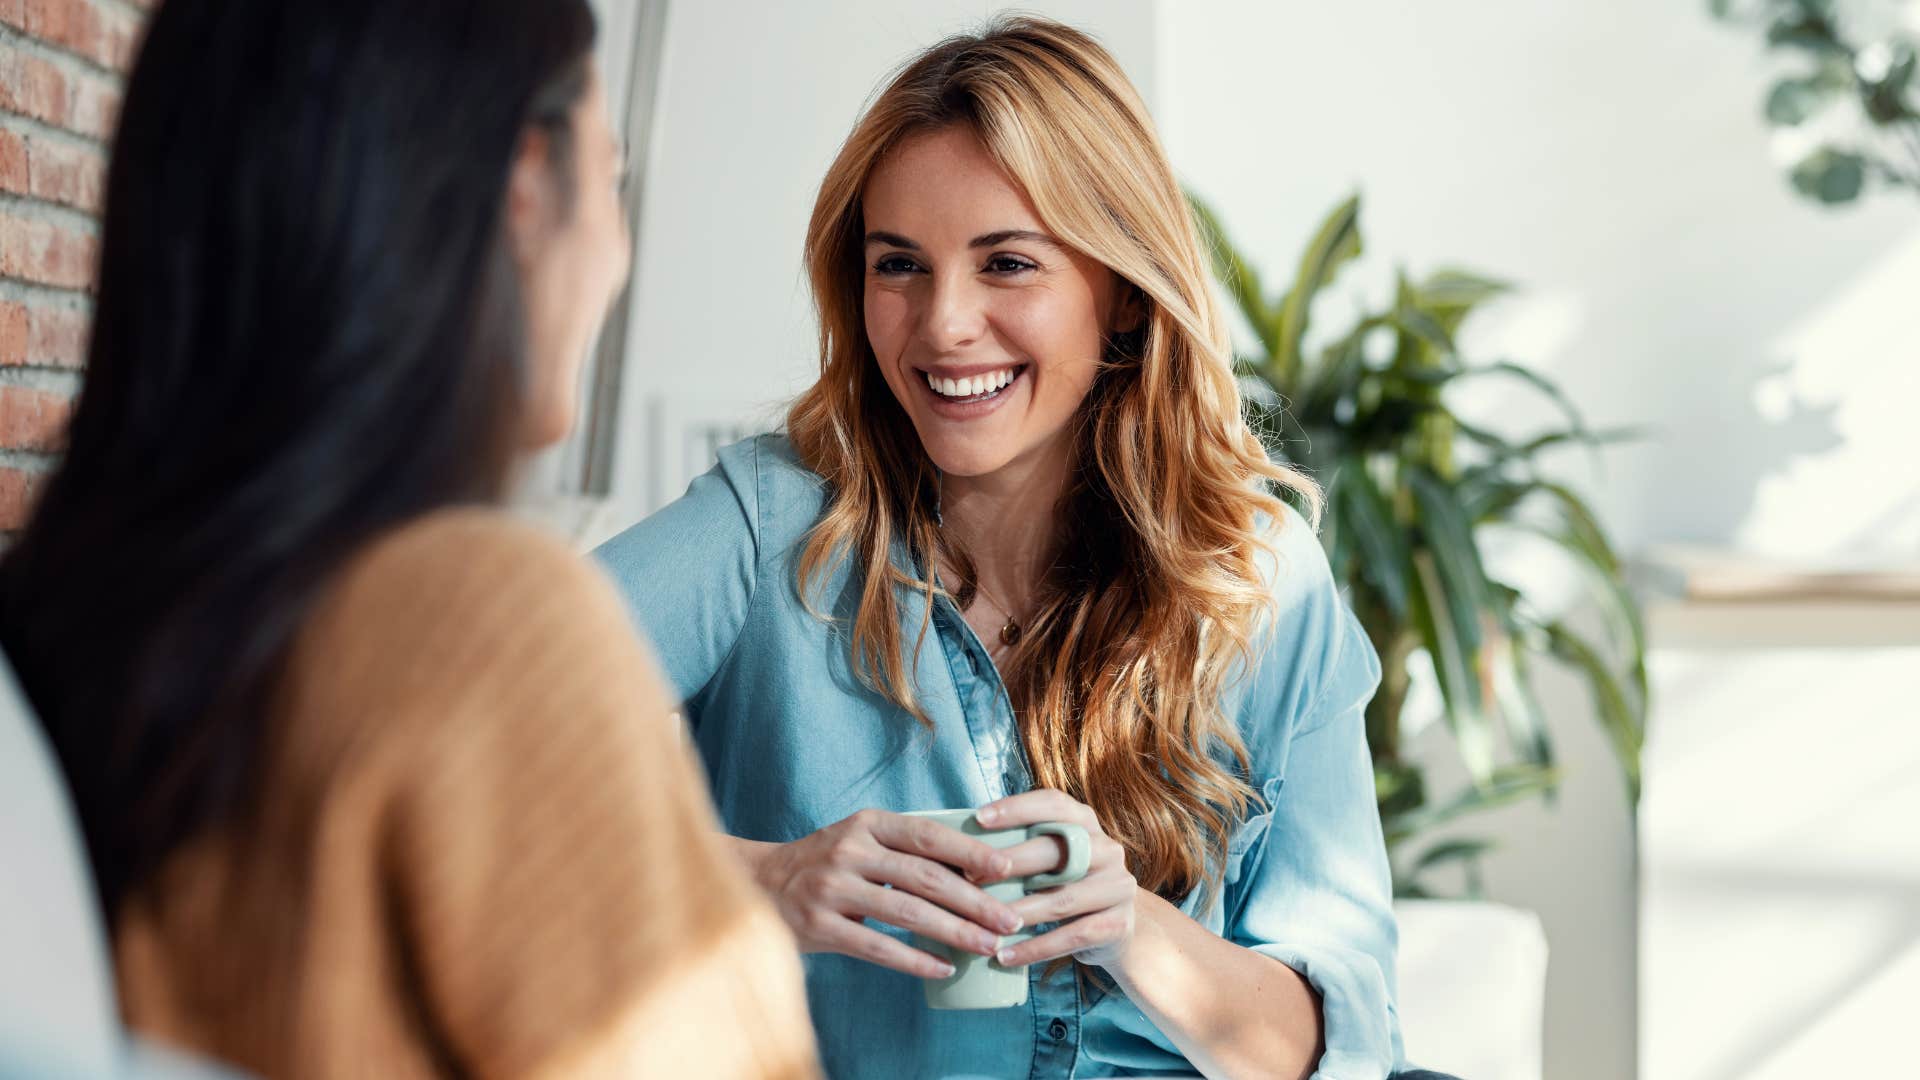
[1104,889,1323,1080]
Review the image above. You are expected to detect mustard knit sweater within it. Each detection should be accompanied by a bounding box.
[113,510,821,1079]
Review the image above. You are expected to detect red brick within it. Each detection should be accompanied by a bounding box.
[3,0,143,72]
[102,4,141,71]
[65,67,116,139]
[27,135,104,210]
[0,126,27,194]
[33,0,74,50]
[0,300,26,365]
[0,49,69,128]
[0,383,72,451]
[0,465,44,530]
[0,213,98,290]
[0,300,86,369]
[26,302,83,367]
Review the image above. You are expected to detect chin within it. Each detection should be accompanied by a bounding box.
[520,405,576,452]
[914,429,1022,478]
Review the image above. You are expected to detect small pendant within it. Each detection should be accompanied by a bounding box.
[999,618,1022,647]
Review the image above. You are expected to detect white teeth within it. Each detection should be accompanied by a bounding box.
[925,367,1018,399]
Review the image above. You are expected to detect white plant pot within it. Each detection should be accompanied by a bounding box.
[1394,899,1549,1080]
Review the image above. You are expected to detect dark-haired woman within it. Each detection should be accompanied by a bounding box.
[0,2,819,1077]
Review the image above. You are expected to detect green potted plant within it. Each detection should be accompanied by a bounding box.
[1189,193,1649,897]
[1708,0,1920,205]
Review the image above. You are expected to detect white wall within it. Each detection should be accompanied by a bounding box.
[1157,3,1917,1080]
[1637,607,1920,1080]
[607,0,1159,519]
[1160,0,1917,561]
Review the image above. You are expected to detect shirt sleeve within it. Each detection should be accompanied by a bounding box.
[593,437,763,708]
[1223,509,1404,1080]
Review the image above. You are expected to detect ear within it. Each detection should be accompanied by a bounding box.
[505,128,556,264]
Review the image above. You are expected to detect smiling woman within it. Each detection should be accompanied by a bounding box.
[596,14,1423,1080]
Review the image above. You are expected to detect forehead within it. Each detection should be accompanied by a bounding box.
[861,126,1044,232]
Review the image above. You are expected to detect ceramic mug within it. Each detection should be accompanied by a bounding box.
[904,808,1092,1009]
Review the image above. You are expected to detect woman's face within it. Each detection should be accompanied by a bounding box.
[861,126,1134,480]
[511,62,633,450]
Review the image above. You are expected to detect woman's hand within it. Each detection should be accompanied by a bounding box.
[975,789,1139,969]
[748,810,1027,979]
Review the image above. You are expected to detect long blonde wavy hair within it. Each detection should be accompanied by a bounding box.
[787,16,1320,907]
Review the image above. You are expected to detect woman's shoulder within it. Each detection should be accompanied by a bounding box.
[716,431,830,544]
[600,432,828,570]
[327,507,615,619]
[1238,500,1382,741]
[294,508,646,709]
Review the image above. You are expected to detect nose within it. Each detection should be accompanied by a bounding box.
[918,270,987,354]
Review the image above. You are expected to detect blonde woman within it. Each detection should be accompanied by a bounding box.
[600,17,1442,1080]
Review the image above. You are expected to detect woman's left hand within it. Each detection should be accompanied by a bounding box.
[974,788,1139,969]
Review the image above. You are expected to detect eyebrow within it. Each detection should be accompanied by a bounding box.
[863,229,1062,251]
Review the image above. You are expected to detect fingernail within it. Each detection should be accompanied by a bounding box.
[936,962,956,978]
[976,934,1000,954]
[991,856,1012,877]
[976,807,999,825]
[1000,914,1023,933]
[995,948,1017,965]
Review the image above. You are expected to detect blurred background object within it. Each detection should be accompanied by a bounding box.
[1709,0,1920,206]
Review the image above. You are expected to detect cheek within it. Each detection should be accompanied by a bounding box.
[999,290,1103,397]
[584,190,631,300]
[863,287,915,392]
[864,287,911,353]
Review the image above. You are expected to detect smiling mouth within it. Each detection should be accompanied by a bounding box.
[922,364,1027,404]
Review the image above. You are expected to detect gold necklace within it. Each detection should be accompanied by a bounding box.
[968,575,1025,647]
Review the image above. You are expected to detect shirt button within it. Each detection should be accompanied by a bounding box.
[1048,1018,1068,1040]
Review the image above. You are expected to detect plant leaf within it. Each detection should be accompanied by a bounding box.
[1542,621,1644,803]
[1790,147,1868,203]
[1188,194,1283,354]
[1411,837,1498,873]
[1272,194,1364,388]
[1334,458,1412,619]
[1765,75,1831,125]
[1486,614,1556,772]
[1383,764,1558,844]
[1409,549,1495,785]
[1415,267,1513,337]
[1297,316,1384,423]
[1409,466,1491,655]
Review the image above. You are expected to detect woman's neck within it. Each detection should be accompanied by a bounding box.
[937,442,1072,616]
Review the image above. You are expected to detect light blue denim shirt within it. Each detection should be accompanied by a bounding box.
[596,435,1405,1080]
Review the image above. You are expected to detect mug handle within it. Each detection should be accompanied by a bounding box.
[1023,822,1091,890]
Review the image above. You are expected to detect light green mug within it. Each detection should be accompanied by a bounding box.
[904,808,1091,1010]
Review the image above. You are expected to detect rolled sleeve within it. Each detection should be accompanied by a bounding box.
[1225,511,1403,1078]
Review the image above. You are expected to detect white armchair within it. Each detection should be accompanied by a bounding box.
[1395,899,1549,1080]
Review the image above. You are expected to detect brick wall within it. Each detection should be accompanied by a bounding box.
[0,0,150,532]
